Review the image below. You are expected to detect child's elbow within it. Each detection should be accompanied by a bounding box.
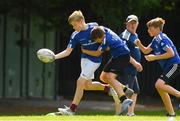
[170,51,174,57]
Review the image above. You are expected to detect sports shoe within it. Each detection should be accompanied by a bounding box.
[108,87,120,103]
[124,88,134,98]
[46,112,62,116]
[58,105,75,115]
[166,113,176,117]
[127,113,135,116]
[119,99,133,115]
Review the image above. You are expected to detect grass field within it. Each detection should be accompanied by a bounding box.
[0,110,179,121]
[0,98,179,121]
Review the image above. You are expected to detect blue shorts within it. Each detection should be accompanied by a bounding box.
[118,74,140,94]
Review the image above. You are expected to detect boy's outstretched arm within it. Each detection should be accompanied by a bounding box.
[55,48,73,59]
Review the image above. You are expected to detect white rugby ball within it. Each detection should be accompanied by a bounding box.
[37,48,55,63]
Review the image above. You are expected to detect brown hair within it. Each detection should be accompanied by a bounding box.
[146,17,165,31]
[91,26,105,41]
[68,10,85,24]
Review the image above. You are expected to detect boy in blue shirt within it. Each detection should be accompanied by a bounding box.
[136,17,180,117]
[54,10,133,115]
[82,26,143,114]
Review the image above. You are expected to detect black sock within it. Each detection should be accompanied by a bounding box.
[119,95,127,103]
[123,86,127,92]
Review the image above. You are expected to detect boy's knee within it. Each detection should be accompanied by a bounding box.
[77,79,86,89]
[100,73,107,82]
[100,75,104,81]
[155,79,164,89]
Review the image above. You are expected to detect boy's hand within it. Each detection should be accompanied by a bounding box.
[134,39,141,46]
[135,62,143,72]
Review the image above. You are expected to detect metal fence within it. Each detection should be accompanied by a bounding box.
[0,14,56,99]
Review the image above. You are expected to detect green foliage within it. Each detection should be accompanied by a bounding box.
[90,0,162,31]
[0,0,179,32]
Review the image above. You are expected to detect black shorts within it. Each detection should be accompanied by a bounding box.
[159,64,180,84]
[103,54,130,75]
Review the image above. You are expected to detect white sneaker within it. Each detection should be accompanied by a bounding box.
[58,105,75,115]
[127,113,135,116]
[46,112,62,116]
[120,99,133,115]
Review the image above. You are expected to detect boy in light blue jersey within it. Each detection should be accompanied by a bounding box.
[119,15,141,116]
[82,26,143,114]
[136,17,180,117]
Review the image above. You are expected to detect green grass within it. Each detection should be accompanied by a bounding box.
[0,116,177,121]
[0,110,179,121]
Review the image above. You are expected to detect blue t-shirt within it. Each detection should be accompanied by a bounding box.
[120,29,141,75]
[67,22,102,63]
[100,27,130,58]
[149,32,180,71]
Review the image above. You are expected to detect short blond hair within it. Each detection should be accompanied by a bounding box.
[68,10,85,24]
[146,17,165,31]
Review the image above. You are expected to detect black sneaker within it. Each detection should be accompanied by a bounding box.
[166,113,176,117]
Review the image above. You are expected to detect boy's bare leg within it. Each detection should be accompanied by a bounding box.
[155,79,176,115]
[100,71,125,97]
[156,79,180,98]
[128,94,137,115]
[156,88,175,115]
[72,77,87,105]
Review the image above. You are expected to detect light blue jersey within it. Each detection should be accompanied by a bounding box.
[120,29,141,75]
[67,22,102,63]
[100,27,130,58]
[150,32,180,71]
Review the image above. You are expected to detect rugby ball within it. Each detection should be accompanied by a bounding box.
[37,48,55,63]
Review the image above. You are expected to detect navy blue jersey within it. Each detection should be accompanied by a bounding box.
[150,32,180,71]
[67,22,102,63]
[100,27,130,58]
[120,29,141,75]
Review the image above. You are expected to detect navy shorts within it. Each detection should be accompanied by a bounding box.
[159,64,180,84]
[119,74,140,94]
[103,54,130,75]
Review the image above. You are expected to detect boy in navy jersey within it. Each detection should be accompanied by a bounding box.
[82,26,143,114]
[54,10,132,115]
[136,17,180,117]
[119,15,141,116]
